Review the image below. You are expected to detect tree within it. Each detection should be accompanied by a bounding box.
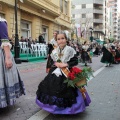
[79,15,93,39]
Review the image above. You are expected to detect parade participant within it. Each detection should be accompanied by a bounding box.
[81,41,91,66]
[0,18,25,108]
[46,30,59,73]
[114,43,120,63]
[101,40,114,67]
[93,45,99,57]
[111,43,117,64]
[36,32,91,114]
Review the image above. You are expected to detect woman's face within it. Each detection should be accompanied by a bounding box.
[56,34,67,48]
[53,32,57,38]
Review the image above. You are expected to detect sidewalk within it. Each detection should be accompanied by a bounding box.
[28,64,120,120]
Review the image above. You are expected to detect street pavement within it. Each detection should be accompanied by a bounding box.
[0,56,120,120]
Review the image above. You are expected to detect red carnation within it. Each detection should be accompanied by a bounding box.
[72,67,82,74]
[68,72,75,80]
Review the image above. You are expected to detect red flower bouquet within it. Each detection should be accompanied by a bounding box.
[64,67,93,88]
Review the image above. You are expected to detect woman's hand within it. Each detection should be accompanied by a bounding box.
[5,57,13,69]
[55,62,68,68]
[54,62,60,68]
[58,63,68,68]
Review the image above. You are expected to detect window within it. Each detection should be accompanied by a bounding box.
[42,26,48,44]
[82,14,86,18]
[64,1,68,15]
[82,4,86,8]
[21,20,31,38]
[60,0,63,12]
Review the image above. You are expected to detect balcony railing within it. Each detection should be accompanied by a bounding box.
[93,19,103,23]
[93,9,103,14]
[113,22,118,25]
[113,20,118,23]
[26,0,60,17]
[93,0,103,5]
[114,33,118,36]
[94,26,103,31]
[60,14,70,22]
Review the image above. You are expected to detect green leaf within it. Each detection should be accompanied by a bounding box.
[63,79,69,83]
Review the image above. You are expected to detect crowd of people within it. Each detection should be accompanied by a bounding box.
[1,18,120,116]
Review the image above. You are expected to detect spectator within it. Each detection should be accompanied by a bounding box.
[38,33,45,43]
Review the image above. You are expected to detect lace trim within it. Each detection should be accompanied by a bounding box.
[51,46,76,63]
[61,46,76,63]
[1,40,12,49]
[0,18,6,22]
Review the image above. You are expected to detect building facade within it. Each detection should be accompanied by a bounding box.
[108,0,118,40]
[71,0,109,42]
[118,14,120,40]
[0,0,71,43]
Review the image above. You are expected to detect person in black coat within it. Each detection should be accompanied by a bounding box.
[38,33,45,43]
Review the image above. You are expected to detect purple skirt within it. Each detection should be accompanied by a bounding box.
[36,89,91,114]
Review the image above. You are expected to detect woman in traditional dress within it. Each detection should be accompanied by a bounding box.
[93,45,99,57]
[0,18,25,108]
[114,43,120,63]
[101,41,114,67]
[46,30,59,73]
[81,41,91,66]
[36,32,91,114]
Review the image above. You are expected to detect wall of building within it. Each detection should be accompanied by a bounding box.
[71,0,105,41]
[0,0,71,43]
[108,0,118,40]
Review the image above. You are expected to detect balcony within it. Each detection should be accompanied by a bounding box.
[114,3,117,7]
[59,14,70,22]
[109,0,114,2]
[114,26,117,29]
[93,9,103,14]
[113,23,118,27]
[94,26,103,32]
[93,0,103,5]
[25,0,60,17]
[1,0,61,20]
[114,29,117,32]
[118,26,120,29]
[113,20,118,23]
[113,7,117,11]
[93,19,103,23]
[114,10,117,14]
[114,33,118,36]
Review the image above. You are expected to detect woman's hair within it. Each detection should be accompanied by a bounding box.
[84,41,87,45]
[54,30,59,34]
[55,31,68,41]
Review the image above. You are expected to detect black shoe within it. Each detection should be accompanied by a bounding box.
[105,65,108,67]
[109,63,111,66]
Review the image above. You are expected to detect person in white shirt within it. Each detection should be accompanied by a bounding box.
[81,41,91,66]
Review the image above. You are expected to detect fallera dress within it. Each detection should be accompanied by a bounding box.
[101,44,114,64]
[36,45,91,114]
[0,18,25,108]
